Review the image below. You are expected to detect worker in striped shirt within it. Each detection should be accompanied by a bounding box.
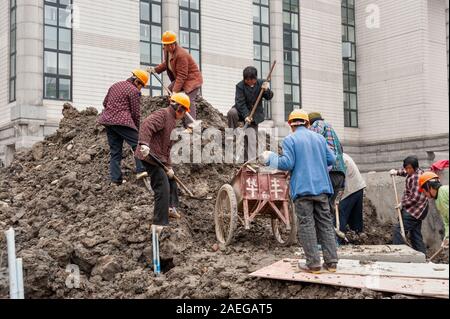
[390,156,429,254]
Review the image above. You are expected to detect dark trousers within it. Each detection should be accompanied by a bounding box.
[106,125,145,183]
[393,208,427,254]
[329,171,346,222]
[295,194,338,268]
[227,106,258,162]
[338,189,364,233]
[143,161,179,226]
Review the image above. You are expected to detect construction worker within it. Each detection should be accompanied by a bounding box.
[148,31,203,129]
[261,110,338,274]
[135,93,191,233]
[418,172,448,247]
[338,153,366,240]
[308,112,346,228]
[98,70,149,185]
[390,156,429,254]
[227,66,273,160]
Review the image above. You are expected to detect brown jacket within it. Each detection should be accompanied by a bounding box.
[135,107,177,166]
[154,45,203,94]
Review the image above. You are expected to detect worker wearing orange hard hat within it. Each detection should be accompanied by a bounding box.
[419,171,448,247]
[148,31,203,129]
[98,69,150,185]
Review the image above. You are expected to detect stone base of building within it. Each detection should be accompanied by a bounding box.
[344,133,449,173]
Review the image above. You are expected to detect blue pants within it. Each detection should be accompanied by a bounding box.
[106,125,145,183]
[393,208,427,254]
[338,189,364,233]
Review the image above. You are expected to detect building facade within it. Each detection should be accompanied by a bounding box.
[0,0,449,171]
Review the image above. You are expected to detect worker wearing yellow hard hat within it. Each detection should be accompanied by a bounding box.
[98,69,150,185]
[147,31,203,130]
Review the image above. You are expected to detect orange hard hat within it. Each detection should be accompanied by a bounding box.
[288,109,309,125]
[132,69,149,86]
[170,92,191,112]
[162,31,177,45]
[418,171,439,192]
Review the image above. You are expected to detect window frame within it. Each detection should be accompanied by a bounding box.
[253,0,271,120]
[43,0,73,101]
[283,0,301,121]
[140,0,163,96]
[179,0,201,68]
[342,0,358,128]
[9,0,17,102]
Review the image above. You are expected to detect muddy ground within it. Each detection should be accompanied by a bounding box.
[0,97,445,299]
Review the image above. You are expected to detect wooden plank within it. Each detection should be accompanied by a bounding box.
[337,245,426,263]
[296,259,448,280]
[249,259,449,299]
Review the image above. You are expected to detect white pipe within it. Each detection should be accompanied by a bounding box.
[5,227,18,299]
[16,258,24,299]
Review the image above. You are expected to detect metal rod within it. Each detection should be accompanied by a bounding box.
[5,227,18,299]
[152,225,160,275]
[16,258,24,299]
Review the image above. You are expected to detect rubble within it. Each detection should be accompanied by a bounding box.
[0,97,441,299]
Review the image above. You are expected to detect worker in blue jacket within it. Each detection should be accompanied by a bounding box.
[260,109,338,274]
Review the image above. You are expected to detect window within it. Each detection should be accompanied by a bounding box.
[253,0,271,119]
[44,0,72,100]
[179,0,201,67]
[140,0,163,96]
[283,0,300,120]
[342,0,358,127]
[9,0,17,102]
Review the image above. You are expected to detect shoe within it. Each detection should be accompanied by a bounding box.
[323,262,338,273]
[136,171,148,180]
[169,208,181,219]
[298,262,322,274]
[111,179,127,186]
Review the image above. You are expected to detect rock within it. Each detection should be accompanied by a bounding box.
[91,256,122,281]
[67,144,74,151]
[212,243,219,252]
[51,179,59,185]
[13,193,24,202]
[76,154,91,164]
[32,142,45,161]
[63,129,78,143]
[59,172,77,187]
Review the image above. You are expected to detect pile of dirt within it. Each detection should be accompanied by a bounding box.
[0,97,411,299]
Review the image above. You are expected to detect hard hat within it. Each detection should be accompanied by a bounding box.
[288,109,309,125]
[132,69,149,86]
[418,171,439,192]
[162,31,177,45]
[170,92,191,112]
[308,112,322,122]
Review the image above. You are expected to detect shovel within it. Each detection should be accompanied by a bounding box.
[392,175,411,247]
[334,192,349,243]
[145,151,212,200]
[427,238,448,262]
[149,70,202,129]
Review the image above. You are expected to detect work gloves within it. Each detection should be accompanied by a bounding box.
[260,151,273,165]
[245,117,252,124]
[147,66,156,74]
[389,169,398,176]
[395,203,402,210]
[166,168,175,179]
[262,81,270,91]
[140,145,151,157]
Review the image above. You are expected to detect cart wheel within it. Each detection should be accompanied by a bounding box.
[143,177,153,193]
[271,201,297,246]
[215,184,238,246]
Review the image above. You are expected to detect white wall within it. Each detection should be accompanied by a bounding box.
[299,0,345,139]
[200,0,254,115]
[356,0,449,143]
[0,0,10,127]
[45,0,141,122]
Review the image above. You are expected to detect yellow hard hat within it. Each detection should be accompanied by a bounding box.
[170,92,191,112]
[162,31,177,44]
[132,69,149,86]
[288,109,309,125]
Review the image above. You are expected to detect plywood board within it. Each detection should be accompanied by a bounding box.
[327,259,449,280]
[337,245,426,263]
[249,259,449,299]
